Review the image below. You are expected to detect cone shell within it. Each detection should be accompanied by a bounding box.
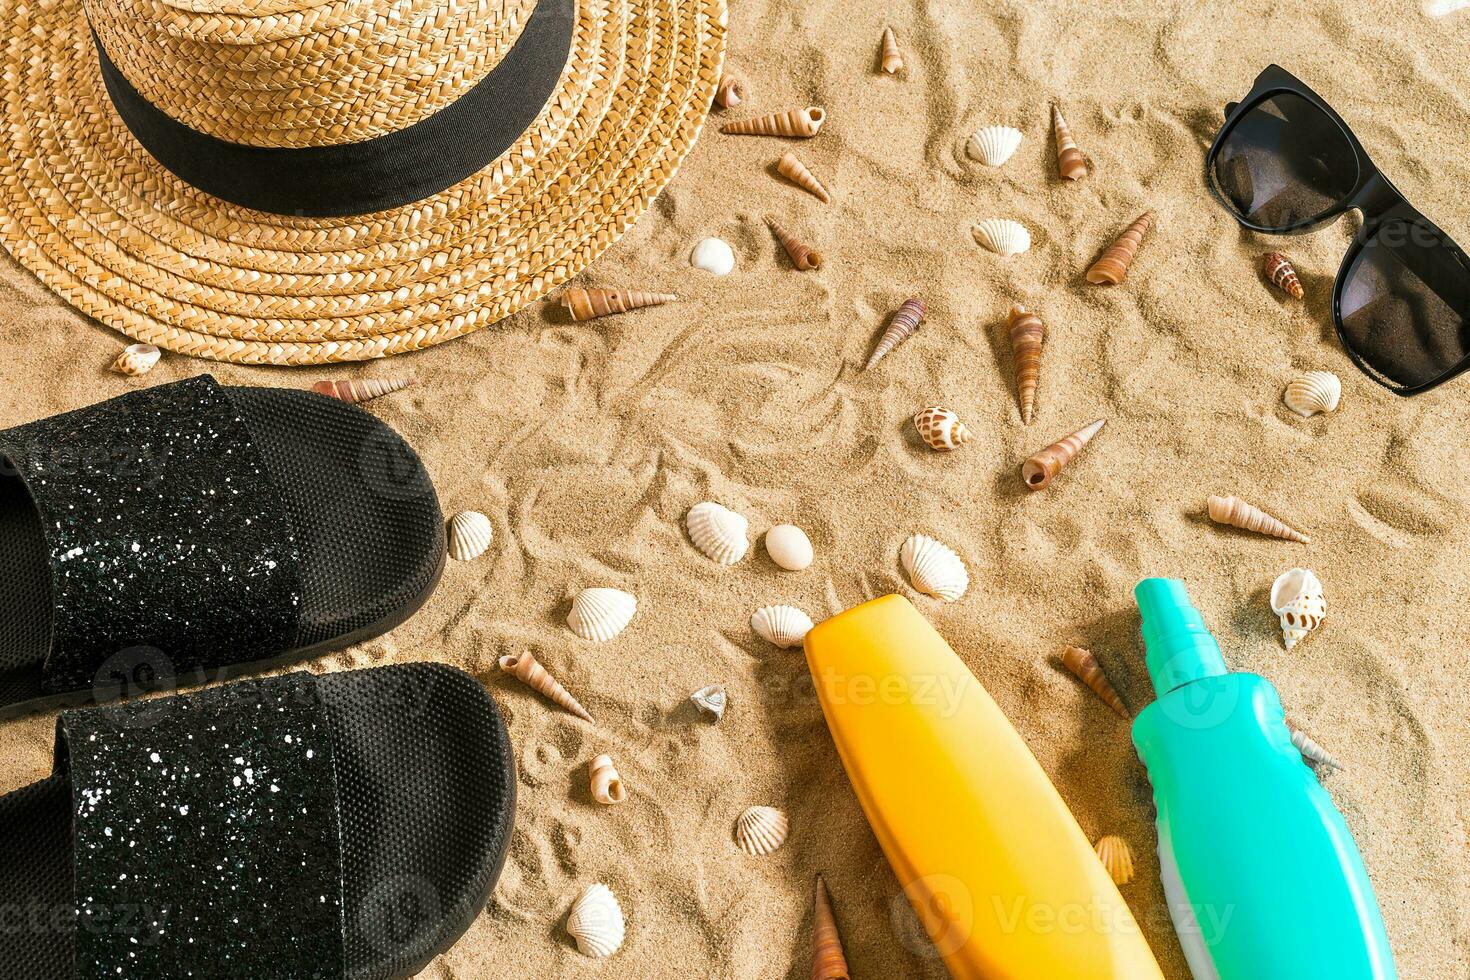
[1094,836,1135,885]
[567,883,625,958]
[880,26,904,73]
[498,652,593,722]
[1206,495,1309,543]
[715,72,746,108]
[734,805,789,855]
[864,297,927,369]
[691,684,728,721]
[562,288,676,321]
[778,153,832,203]
[811,875,851,980]
[1053,105,1088,180]
[312,377,413,404]
[751,604,814,649]
[1061,646,1129,719]
[972,218,1032,257]
[1021,419,1105,490]
[966,126,1023,167]
[1270,567,1326,651]
[110,343,160,377]
[913,406,973,451]
[568,587,638,642]
[767,217,824,270]
[1263,251,1305,299]
[900,534,968,602]
[589,754,627,805]
[1007,305,1046,424]
[686,501,750,564]
[1284,371,1342,418]
[1292,728,1343,770]
[1087,211,1153,285]
[722,107,826,138]
[446,510,493,561]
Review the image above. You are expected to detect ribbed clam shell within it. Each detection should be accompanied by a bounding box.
[566,883,625,958]
[900,534,968,601]
[691,684,728,721]
[111,343,160,376]
[446,510,493,561]
[972,218,1031,257]
[1270,568,1326,651]
[686,501,750,564]
[750,604,814,649]
[1284,371,1341,418]
[568,587,638,642]
[1094,835,1135,885]
[966,126,1023,167]
[734,805,789,856]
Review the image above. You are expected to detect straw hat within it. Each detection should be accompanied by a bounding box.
[0,0,725,364]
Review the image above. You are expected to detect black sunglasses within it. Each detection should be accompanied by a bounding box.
[1207,65,1470,396]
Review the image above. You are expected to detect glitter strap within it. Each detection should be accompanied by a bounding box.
[56,673,346,979]
[0,376,303,694]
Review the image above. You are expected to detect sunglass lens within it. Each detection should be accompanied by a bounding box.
[1211,93,1359,229]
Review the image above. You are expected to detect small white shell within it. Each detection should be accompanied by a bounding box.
[566,883,625,958]
[734,805,789,856]
[589,753,626,805]
[901,534,968,602]
[1283,371,1342,418]
[691,237,736,275]
[764,524,813,571]
[1424,0,1470,15]
[686,501,750,565]
[691,684,727,721]
[971,218,1031,257]
[568,587,638,642]
[111,343,160,376]
[966,126,1023,167]
[750,604,814,649]
[1270,568,1326,651]
[446,510,493,561]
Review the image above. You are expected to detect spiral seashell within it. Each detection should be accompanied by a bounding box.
[568,587,638,642]
[880,26,904,73]
[764,524,814,571]
[811,875,850,980]
[110,343,160,376]
[686,501,750,564]
[750,604,815,649]
[1061,646,1129,719]
[715,72,746,108]
[734,805,789,855]
[722,107,826,138]
[864,297,927,369]
[966,125,1023,167]
[1094,835,1135,885]
[311,377,414,404]
[1087,211,1153,284]
[1263,251,1304,299]
[972,218,1032,257]
[561,288,677,321]
[1021,419,1105,490]
[1053,104,1088,181]
[691,684,728,721]
[1291,728,1343,770]
[766,217,824,271]
[1206,495,1309,544]
[900,534,968,602]
[446,510,493,561]
[589,754,627,805]
[498,652,593,722]
[1284,371,1341,418]
[1270,567,1326,651]
[913,406,973,451]
[567,883,625,958]
[1007,305,1046,425]
[778,153,832,203]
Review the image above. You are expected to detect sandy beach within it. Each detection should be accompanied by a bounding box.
[2,0,1469,976]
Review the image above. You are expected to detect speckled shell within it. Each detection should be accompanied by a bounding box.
[568,587,638,642]
[446,510,493,561]
[967,126,1023,167]
[562,288,676,321]
[901,534,968,601]
[1087,211,1153,284]
[972,218,1031,257]
[913,406,973,451]
[691,684,728,721]
[567,883,625,958]
[1291,728,1344,770]
[880,26,904,73]
[778,153,831,203]
[590,754,626,805]
[1094,836,1135,885]
[722,107,826,137]
[715,72,746,108]
[865,297,927,369]
[1207,495,1309,543]
[750,604,814,649]
[764,524,814,571]
[1270,568,1326,651]
[111,343,160,376]
[1284,371,1341,417]
[734,805,789,856]
[312,377,413,404]
[1263,252,1305,299]
[686,501,750,565]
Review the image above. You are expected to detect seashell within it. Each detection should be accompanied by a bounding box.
[966,125,1024,167]
[691,236,736,275]
[811,875,850,980]
[900,534,968,602]
[1425,0,1470,14]
[589,754,627,805]
[1060,645,1129,719]
[1206,495,1309,544]
[1094,835,1135,885]
[972,218,1032,257]
[1270,567,1326,651]
[751,604,815,649]
[864,297,927,369]
[446,510,493,561]
[777,152,832,203]
[562,287,677,321]
[715,72,746,108]
[566,883,625,958]
[1021,419,1105,490]
[1284,371,1341,418]
[498,652,593,722]
[764,524,814,571]
[691,684,728,721]
[722,107,826,138]
[1262,251,1305,300]
[734,805,789,855]
[766,217,824,270]
[110,343,160,376]
[1007,305,1046,425]
[686,501,750,565]
[1291,728,1343,771]
[879,26,904,74]
[1087,211,1154,284]
[568,587,638,642]
[1053,104,1088,181]
[913,406,973,451]
[311,377,414,404]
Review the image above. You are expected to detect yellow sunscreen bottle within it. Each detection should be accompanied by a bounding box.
[803,594,1165,979]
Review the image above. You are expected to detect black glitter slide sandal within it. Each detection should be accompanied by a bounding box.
[0,375,446,720]
[0,663,516,979]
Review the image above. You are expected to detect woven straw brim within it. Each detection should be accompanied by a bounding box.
[0,0,725,364]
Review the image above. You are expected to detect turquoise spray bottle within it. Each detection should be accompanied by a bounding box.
[1130,578,1398,980]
